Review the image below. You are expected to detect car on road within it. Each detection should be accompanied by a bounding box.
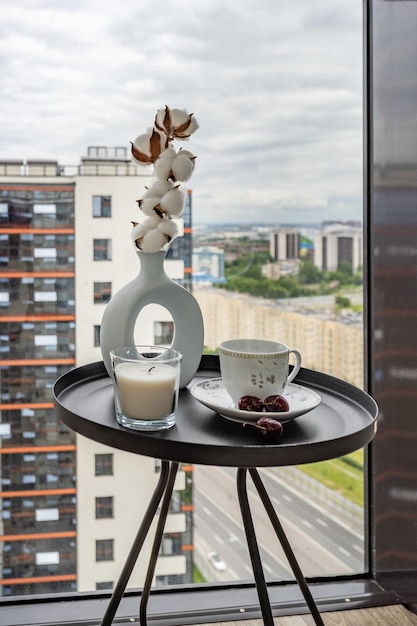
[208,551,226,571]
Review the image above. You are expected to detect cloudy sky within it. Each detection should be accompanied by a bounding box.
[0,0,363,225]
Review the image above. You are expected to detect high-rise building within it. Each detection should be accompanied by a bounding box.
[270,228,301,261]
[0,147,194,596]
[192,246,225,283]
[313,227,362,273]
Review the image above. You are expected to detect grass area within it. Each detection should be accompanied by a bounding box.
[296,449,364,507]
[193,566,205,583]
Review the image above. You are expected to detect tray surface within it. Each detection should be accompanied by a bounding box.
[53,355,378,467]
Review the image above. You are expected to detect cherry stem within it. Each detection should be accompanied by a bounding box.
[242,422,266,431]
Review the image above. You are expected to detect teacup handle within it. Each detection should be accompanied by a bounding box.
[287,349,301,385]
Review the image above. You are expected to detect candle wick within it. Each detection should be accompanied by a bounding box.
[148,366,156,373]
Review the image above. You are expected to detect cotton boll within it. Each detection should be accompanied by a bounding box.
[160,188,186,217]
[159,147,177,159]
[154,148,176,181]
[131,221,149,245]
[140,229,167,253]
[169,109,199,138]
[131,217,160,249]
[140,197,161,217]
[158,219,179,241]
[178,149,195,159]
[154,107,199,139]
[131,128,165,164]
[154,106,172,135]
[168,108,189,128]
[154,160,172,182]
[143,180,173,198]
[171,153,195,182]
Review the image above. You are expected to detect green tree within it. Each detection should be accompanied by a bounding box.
[298,258,323,284]
[335,295,351,308]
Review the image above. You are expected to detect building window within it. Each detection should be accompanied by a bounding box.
[36,551,60,565]
[95,454,113,476]
[95,496,113,519]
[96,539,114,562]
[94,282,111,303]
[94,325,101,347]
[93,196,111,218]
[154,321,174,345]
[96,581,113,590]
[93,239,111,261]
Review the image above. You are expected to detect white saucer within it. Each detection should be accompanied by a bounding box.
[190,377,321,424]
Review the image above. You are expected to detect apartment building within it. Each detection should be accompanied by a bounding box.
[194,288,363,388]
[270,228,301,262]
[0,148,193,595]
[192,246,225,283]
[313,227,363,273]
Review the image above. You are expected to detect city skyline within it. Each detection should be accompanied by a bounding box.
[0,0,363,225]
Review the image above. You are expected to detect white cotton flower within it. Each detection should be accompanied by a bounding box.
[140,197,162,218]
[140,229,167,253]
[129,106,199,253]
[171,152,195,182]
[158,219,179,240]
[154,107,171,134]
[131,217,159,248]
[159,187,186,217]
[154,148,196,183]
[154,105,199,140]
[131,222,148,246]
[142,179,173,198]
[154,148,176,181]
[131,128,166,164]
[169,109,199,138]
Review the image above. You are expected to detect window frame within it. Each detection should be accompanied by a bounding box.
[95,496,114,519]
[93,239,112,261]
[93,281,111,304]
[92,195,111,218]
[95,453,113,476]
[2,1,417,623]
[95,538,114,562]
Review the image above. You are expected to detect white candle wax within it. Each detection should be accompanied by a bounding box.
[115,362,177,420]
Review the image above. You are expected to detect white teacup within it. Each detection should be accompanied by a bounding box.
[219,339,301,406]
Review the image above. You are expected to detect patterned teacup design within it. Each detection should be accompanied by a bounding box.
[219,339,301,406]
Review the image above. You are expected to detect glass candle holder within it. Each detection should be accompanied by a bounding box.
[110,346,182,431]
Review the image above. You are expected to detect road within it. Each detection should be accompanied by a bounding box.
[193,465,364,582]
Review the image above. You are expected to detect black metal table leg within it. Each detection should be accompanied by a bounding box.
[249,468,325,626]
[100,460,171,626]
[139,462,179,626]
[237,468,275,626]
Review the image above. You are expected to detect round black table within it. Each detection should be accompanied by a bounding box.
[53,355,378,626]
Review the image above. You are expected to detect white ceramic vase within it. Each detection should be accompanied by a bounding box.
[100,250,204,388]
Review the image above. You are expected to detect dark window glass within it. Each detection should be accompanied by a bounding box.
[95,454,113,476]
[94,325,101,347]
[93,196,111,218]
[154,321,174,345]
[93,282,111,303]
[95,497,113,519]
[96,581,113,590]
[96,539,113,562]
[93,239,111,261]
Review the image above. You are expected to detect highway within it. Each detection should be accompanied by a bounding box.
[193,465,364,582]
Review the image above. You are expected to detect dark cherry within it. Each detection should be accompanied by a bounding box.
[256,416,284,439]
[264,394,289,413]
[238,395,264,412]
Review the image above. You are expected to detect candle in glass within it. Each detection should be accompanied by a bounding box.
[110,346,181,431]
[115,362,176,420]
